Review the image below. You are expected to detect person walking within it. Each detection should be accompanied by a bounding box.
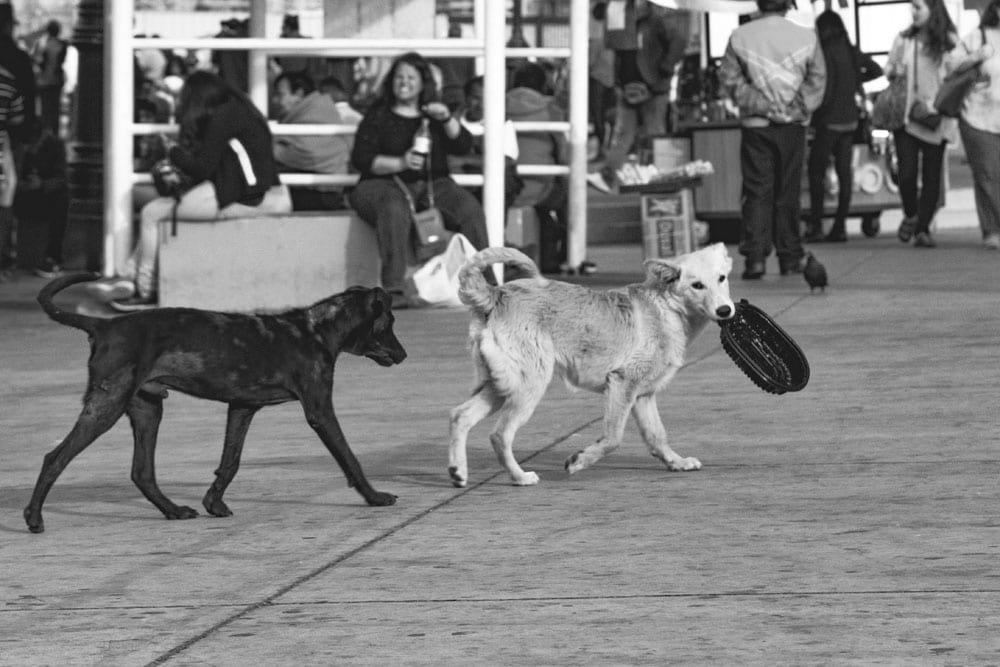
[885,0,958,248]
[952,0,1000,249]
[805,10,883,243]
[33,19,68,136]
[718,0,827,279]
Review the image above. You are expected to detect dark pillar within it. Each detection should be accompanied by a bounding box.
[64,0,106,270]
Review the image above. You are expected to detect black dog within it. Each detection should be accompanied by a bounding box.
[24,274,407,533]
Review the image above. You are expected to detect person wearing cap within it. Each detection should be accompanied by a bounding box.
[719,0,826,280]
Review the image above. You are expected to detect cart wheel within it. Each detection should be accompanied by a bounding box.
[861,215,880,238]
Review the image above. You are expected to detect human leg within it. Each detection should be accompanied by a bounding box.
[806,126,833,241]
[826,129,854,241]
[431,177,489,249]
[349,178,412,294]
[603,91,639,174]
[772,124,807,272]
[914,138,945,245]
[739,127,776,277]
[893,130,920,241]
[959,119,1000,243]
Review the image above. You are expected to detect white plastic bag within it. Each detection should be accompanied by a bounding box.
[403,233,477,308]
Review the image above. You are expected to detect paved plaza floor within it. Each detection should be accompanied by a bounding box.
[1,205,998,665]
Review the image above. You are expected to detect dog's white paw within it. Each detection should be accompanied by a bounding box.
[564,451,590,475]
[448,466,467,488]
[665,456,702,472]
[512,471,540,486]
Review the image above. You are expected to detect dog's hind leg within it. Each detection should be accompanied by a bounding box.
[488,381,547,486]
[202,404,259,517]
[565,375,635,475]
[23,384,132,533]
[127,388,200,520]
[632,394,701,472]
[300,395,397,507]
[448,384,502,488]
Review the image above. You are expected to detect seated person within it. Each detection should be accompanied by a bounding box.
[112,71,291,311]
[349,51,488,308]
[318,75,364,125]
[455,75,522,211]
[506,62,570,274]
[272,71,352,210]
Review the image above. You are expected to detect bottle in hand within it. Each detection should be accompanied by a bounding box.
[412,118,431,157]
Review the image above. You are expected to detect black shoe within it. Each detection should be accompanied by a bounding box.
[823,230,847,243]
[33,258,63,279]
[109,294,158,312]
[741,261,765,280]
[779,259,804,276]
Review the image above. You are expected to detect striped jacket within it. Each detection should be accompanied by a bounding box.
[719,14,827,127]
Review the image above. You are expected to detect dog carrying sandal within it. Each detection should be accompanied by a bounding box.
[718,299,810,395]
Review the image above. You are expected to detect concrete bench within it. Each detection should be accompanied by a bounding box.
[157,211,380,312]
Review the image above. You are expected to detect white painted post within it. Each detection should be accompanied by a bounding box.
[566,0,590,270]
[249,0,269,115]
[482,0,507,251]
[104,0,134,276]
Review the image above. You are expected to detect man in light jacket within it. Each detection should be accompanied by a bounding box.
[719,0,826,279]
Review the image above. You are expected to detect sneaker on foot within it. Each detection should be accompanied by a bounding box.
[109,294,158,312]
[984,233,1000,250]
[586,171,614,194]
[33,258,63,279]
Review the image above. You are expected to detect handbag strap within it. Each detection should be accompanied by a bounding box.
[392,142,435,212]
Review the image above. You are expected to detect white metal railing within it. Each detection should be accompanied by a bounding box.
[106,0,591,277]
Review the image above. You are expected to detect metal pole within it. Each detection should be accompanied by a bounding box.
[566,0,590,270]
[482,0,507,251]
[249,0,268,114]
[104,0,133,276]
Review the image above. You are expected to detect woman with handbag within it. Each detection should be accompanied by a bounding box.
[112,71,291,311]
[884,0,958,248]
[349,51,488,309]
[952,0,1000,249]
[805,11,883,243]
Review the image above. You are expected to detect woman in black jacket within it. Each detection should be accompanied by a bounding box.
[805,11,883,243]
[113,71,291,311]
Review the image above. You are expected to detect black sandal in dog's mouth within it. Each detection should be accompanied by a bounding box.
[718,299,809,395]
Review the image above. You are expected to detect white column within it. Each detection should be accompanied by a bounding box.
[566,0,590,270]
[249,0,269,115]
[104,0,134,276]
[482,0,507,250]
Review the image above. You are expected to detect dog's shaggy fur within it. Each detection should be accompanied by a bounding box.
[24,274,406,533]
[447,243,735,487]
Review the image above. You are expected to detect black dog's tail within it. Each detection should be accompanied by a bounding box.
[37,272,103,334]
[457,247,545,318]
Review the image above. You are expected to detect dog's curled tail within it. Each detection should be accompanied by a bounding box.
[458,247,542,316]
[37,272,103,334]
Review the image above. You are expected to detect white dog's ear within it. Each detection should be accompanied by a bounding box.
[643,258,681,286]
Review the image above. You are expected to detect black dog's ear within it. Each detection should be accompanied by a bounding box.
[643,258,681,287]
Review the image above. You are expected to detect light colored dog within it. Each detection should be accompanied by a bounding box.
[447,243,735,487]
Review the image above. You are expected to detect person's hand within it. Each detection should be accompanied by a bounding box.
[403,149,426,171]
[421,102,452,123]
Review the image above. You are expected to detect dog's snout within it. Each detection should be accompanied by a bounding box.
[716,304,734,319]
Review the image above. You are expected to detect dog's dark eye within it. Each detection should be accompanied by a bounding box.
[692,281,705,290]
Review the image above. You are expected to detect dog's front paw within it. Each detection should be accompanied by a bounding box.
[366,491,398,507]
[164,505,199,520]
[511,471,540,486]
[448,466,467,488]
[564,451,589,475]
[665,456,702,472]
[23,508,44,533]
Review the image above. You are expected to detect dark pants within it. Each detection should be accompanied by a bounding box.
[893,129,945,234]
[807,127,854,234]
[533,177,568,272]
[350,176,488,293]
[39,86,63,136]
[739,124,806,266]
[14,188,69,264]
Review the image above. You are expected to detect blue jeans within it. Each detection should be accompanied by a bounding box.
[739,124,806,266]
[350,176,487,293]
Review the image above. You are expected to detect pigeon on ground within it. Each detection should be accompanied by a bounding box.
[803,252,828,293]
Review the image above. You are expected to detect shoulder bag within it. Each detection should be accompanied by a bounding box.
[394,155,452,263]
[871,76,908,131]
[934,27,988,118]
